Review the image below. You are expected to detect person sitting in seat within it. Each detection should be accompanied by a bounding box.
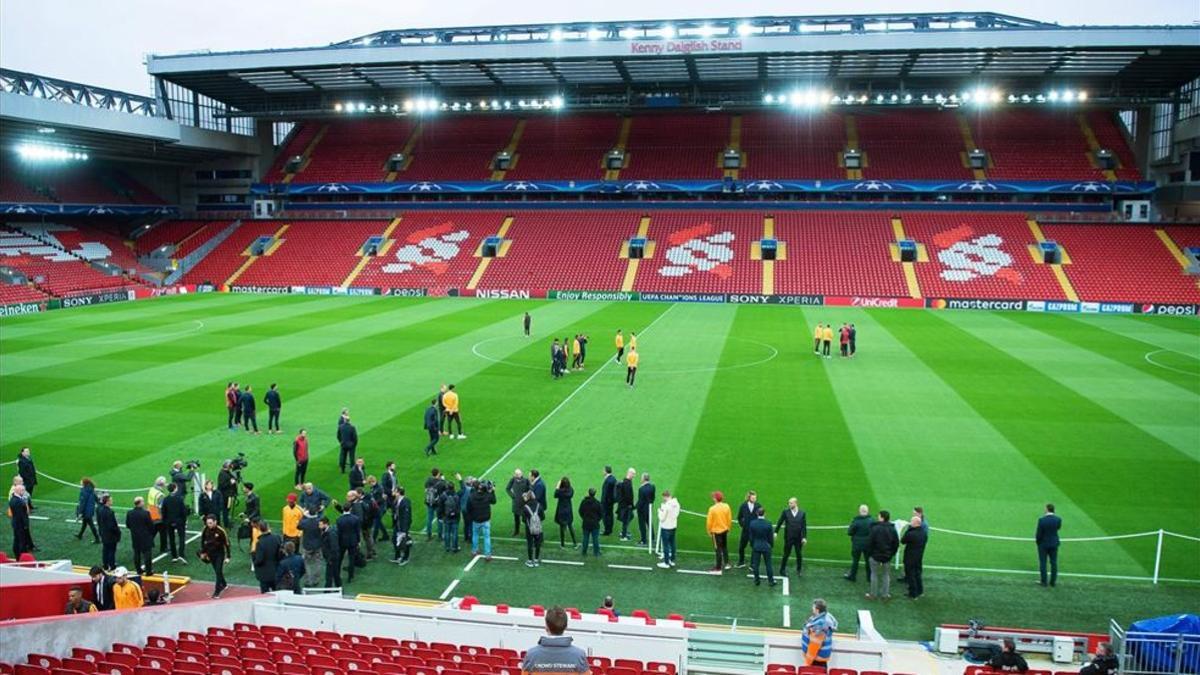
[989,639,1029,673]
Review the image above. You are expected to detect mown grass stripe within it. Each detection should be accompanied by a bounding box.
[872,309,1199,575]
[813,307,1143,575]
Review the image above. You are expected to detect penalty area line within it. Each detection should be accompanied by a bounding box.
[439,578,461,600]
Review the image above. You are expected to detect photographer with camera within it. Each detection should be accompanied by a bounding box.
[217,461,238,528]
[171,460,198,497]
[468,479,497,560]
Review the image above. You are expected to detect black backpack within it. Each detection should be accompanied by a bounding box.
[442,493,460,520]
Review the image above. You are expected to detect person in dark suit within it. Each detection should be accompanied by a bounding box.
[775,497,808,576]
[523,312,531,337]
[553,477,577,548]
[1036,503,1062,587]
[198,480,222,525]
[338,415,358,473]
[866,510,899,600]
[97,493,121,571]
[736,491,758,567]
[240,385,259,434]
[161,483,189,564]
[8,485,32,558]
[336,496,362,583]
[252,521,283,592]
[320,517,341,587]
[635,473,656,546]
[125,497,156,576]
[89,566,116,611]
[423,400,440,456]
[17,447,37,507]
[391,487,413,565]
[349,459,366,492]
[530,470,548,515]
[845,504,873,582]
[578,488,602,556]
[748,506,776,587]
[264,383,282,434]
[506,469,530,536]
[615,468,635,541]
[600,466,617,536]
[901,516,928,599]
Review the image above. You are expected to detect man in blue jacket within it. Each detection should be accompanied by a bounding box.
[748,506,776,586]
[635,472,656,547]
[264,383,282,434]
[423,400,440,457]
[240,385,259,434]
[1036,503,1062,587]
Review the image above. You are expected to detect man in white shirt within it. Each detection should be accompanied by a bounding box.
[656,490,680,569]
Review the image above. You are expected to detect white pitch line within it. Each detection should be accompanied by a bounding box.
[152,531,203,564]
[783,605,791,628]
[608,564,653,571]
[782,576,790,596]
[30,515,49,521]
[676,569,720,575]
[479,303,676,479]
[539,558,585,566]
[464,554,482,572]
[439,578,461,600]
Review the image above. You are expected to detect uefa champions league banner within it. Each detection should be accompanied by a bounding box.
[0,203,179,216]
[255,178,1155,197]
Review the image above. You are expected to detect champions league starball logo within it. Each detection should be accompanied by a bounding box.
[1068,181,1111,192]
[956,181,999,191]
[745,181,783,192]
[316,183,351,193]
[853,180,893,191]
[500,181,543,191]
[623,180,660,191]
[407,182,443,192]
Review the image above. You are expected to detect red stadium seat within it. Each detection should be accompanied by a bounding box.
[24,657,59,671]
[645,662,676,674]
[14,667,49,675]
[68,652,102,667]
[60,659,97,674]
[95,666,133,675]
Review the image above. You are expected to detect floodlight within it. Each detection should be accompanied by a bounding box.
[550,29,564,41]
[698,24,714,37]
[334,103,344,112]
[737,22,753,36]
[587,27,603,40]
[550,95,565,109]
[661,25,675,39]
[1077,90,1088,102]
[1048,90,1060,101]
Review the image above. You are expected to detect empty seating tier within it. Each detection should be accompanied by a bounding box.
[236,220,391,288]
[619,114,728,180]
[773,212,909,297]
[1043,224,1200,304]
[352,212,508,292]
[475,211,638,291]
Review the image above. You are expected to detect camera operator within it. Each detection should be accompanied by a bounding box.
[468,479,497,560]
[217,461,238,528]
[170,460,198,497]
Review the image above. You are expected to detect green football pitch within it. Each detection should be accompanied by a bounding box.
[1,293,1198,639]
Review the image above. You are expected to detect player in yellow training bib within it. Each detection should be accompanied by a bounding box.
[614,330,625,363]
[625,347,639,387]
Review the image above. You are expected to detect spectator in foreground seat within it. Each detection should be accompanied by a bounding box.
[1080,642,1118,675]
[989,639,1029,673]
[801,598,837,668]
[521,606,591,674]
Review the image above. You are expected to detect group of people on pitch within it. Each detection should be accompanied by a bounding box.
[225,381,283,434]
[550,333,589,378]
[813,322,857,359]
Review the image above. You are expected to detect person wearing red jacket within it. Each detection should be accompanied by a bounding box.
[225,382,239,430]
[293,428,309,487]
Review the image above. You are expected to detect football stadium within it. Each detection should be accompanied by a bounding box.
[1,5,1199,674]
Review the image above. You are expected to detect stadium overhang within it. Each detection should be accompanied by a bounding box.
[0,69,265,164]
[145,12,1200,117]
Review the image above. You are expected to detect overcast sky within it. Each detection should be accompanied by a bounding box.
[2,0,1197,95]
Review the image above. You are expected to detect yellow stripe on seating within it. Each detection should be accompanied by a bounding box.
[342,217,402,288]
[891,217,921,299]
[761,215,775,295]
[957,115,987,180]
[1155,229,1200,289]
[283,125,328,184]
[604,117,633,181]
[723,115,743,179]
[1028,219,1079,301]
[227,224,288,286]
[1077,113,1118,182]
[467,216,514,290]
[491,119,527,181]
[621,216,652,292]
[844,116,859,180]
